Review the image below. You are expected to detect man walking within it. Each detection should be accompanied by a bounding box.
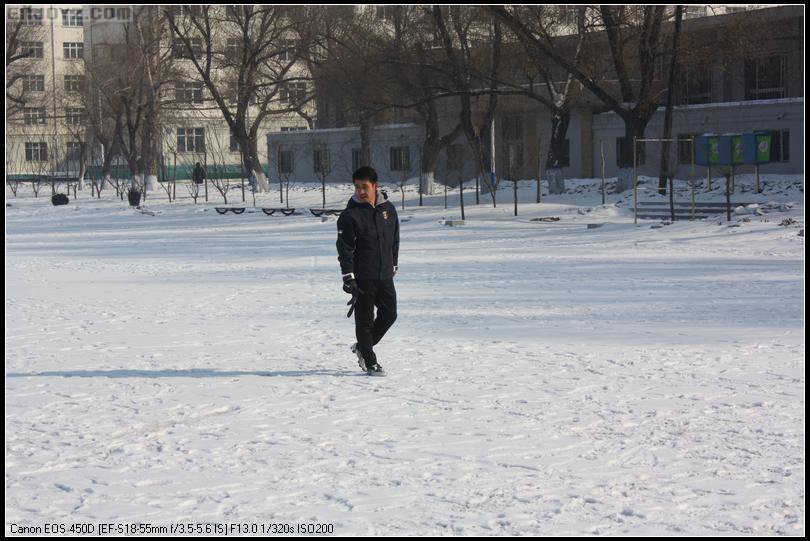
[336,166,399,375]
[192,162,206,185]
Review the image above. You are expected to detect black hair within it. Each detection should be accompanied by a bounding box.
[352,166,378,184]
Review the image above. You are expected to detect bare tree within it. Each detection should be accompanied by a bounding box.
[166,5,314,193]
[433,6,502,209]
[83,52,125,196]
[491,6,596,194]
[5,6,46,116]
[658,6,685,197]
[379,7,464,201]
[492,5,671,193]
[89,7,177,197]
[301,6,395,168]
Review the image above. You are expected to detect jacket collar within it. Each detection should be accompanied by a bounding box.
[349,189,387,208]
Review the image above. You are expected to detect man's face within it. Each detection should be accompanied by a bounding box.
[354,179,376,203]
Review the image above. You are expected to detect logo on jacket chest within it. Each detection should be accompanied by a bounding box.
[382,210,389,220]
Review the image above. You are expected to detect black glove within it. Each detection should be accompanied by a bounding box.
[342,275,364,318]
[342,275,360,295]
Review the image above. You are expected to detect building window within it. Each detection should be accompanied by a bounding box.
[278,150,294,174]
[447,144,464,171]
[227,82,256,105]
[66,142,84,161]
[62,8,83,27]
[177,127,205,153]
[280,82,307,104]
[504,143,526,178]
[21,7,43,25]
[501,115,525,142]
[175,81,204,104]
[22,75,45,92]
[352,149,362,172]
[65,108,86,125]
[278,39,296,62]
[21,42,44,59]
[677,134,700,165]
[557,6,579,26]
[169,5,203,18]
[390,146,410,171]
[683,6,708,19]
[562,140,570,167]
[280,126,307,132]
[64,75,85,92]
[762,130,790,162]
[745,55,786,100]
[313,149,330,174]
[225,38,241,61]
[678,65,712,105]
[376,6,396,21]
[25,142,48,161]
[63,42,84,60]
[23,107,47,125]
[173,38,203,59]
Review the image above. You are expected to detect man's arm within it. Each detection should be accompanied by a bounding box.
[393,208,399,275]
[336,213,356,278]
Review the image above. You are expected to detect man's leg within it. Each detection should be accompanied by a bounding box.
[372,278,397,346]
[354,279,378,364]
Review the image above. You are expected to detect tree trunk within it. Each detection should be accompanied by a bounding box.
[248,137,270,192]
[545,110,571,170]
[359,120,371,168]
[658,6,684,195]
[421,138,442,196]
[546,110,571,195]
[616,119,647,194]
[241,137,269,193]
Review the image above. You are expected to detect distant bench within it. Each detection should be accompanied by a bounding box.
[213,207,342,217]
[309,208,342,217]
[214,207,298,216]
[262,208,297,216]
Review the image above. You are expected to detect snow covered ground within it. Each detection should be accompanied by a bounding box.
[5,176,805,535]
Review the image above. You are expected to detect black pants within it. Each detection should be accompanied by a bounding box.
[354,278,397,363]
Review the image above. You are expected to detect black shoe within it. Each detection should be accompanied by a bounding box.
[351,343,384,375]
[366,362,385,376]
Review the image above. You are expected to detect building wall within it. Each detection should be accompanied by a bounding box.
[6,5,313,181]
[6,5,87,176]
[84,5,313,181]
[591,99,804,179]
[267,124,424,185]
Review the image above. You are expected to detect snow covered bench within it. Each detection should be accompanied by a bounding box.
[215,207,245,214]
[309,208,342,217]
[262,208,297,216]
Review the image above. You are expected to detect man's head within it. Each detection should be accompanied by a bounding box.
[352,166,378,203]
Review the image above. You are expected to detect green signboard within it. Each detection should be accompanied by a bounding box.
[708,137,719,165]
[732,135,744,165]
[756,134,772,163]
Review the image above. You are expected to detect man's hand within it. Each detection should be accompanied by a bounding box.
[342,274,360,295]
[343,274,364,318]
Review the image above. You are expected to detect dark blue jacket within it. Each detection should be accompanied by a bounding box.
[336,192,399,280]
